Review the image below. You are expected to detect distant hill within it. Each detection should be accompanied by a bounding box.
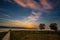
[0,26,26,29]
[0,26,37,29]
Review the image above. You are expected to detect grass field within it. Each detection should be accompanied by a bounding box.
[10,30,60,40]
[0,32,7,40]
[0,30,60,40]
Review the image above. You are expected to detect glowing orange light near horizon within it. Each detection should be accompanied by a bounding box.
[22,23,34,28]
[24,24,33,28]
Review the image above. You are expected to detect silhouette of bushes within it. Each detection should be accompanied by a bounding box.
[49,23,57,31]
[39,24,45,30]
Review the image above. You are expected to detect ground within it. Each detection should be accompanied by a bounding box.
[10,30,60,40]
[0,30,60,40]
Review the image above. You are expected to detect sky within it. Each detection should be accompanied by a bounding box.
[0,0,60,29]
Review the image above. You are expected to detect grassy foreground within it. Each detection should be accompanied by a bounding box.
[0,32,7,40]
[10,30,60,40]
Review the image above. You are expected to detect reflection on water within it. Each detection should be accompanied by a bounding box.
[0,28,53,32]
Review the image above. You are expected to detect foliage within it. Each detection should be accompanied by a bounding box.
[10,30,60,40]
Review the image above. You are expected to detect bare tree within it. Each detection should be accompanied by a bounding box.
[49,23,57,31]
[39,24,45,30]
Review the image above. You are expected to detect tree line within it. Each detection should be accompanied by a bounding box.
[39,23,58,31]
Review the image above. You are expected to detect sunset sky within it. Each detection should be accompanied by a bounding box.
[0,0,60,29]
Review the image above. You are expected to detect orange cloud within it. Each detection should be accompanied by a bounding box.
[40,0,52,9]
[14,0,27,7]
[14,0,56,10]
[14,0,40,10]
[26,0,40,10]
[6,0,59,11]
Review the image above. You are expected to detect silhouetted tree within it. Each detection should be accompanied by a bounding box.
[49,23,57,31]
[39,24,45,30]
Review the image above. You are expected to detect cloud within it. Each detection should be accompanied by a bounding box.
[4,0,14,3]
[5,0,59,21]
[13,0,59,22]
[0,18,37,28]
[4,0,59,14]
[13,0,42,22]
[2,0,59,28]
[27,11,42,21]
[0,8,14,18]
[14,0,27,7]
[40,0,52,9]
[13,0,41,10]
[4,0,59,12]
[13,0,59,10]
[3,14,11,18]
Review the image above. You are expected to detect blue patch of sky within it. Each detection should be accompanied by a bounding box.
[0,0,32,20]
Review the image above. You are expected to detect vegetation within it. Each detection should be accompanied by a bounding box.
[0,32,7,40]
[39,23,58,31]
[10,30,60,40]
[0,30,60,40]
[49,23,58,31]
[39,24,45,30]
